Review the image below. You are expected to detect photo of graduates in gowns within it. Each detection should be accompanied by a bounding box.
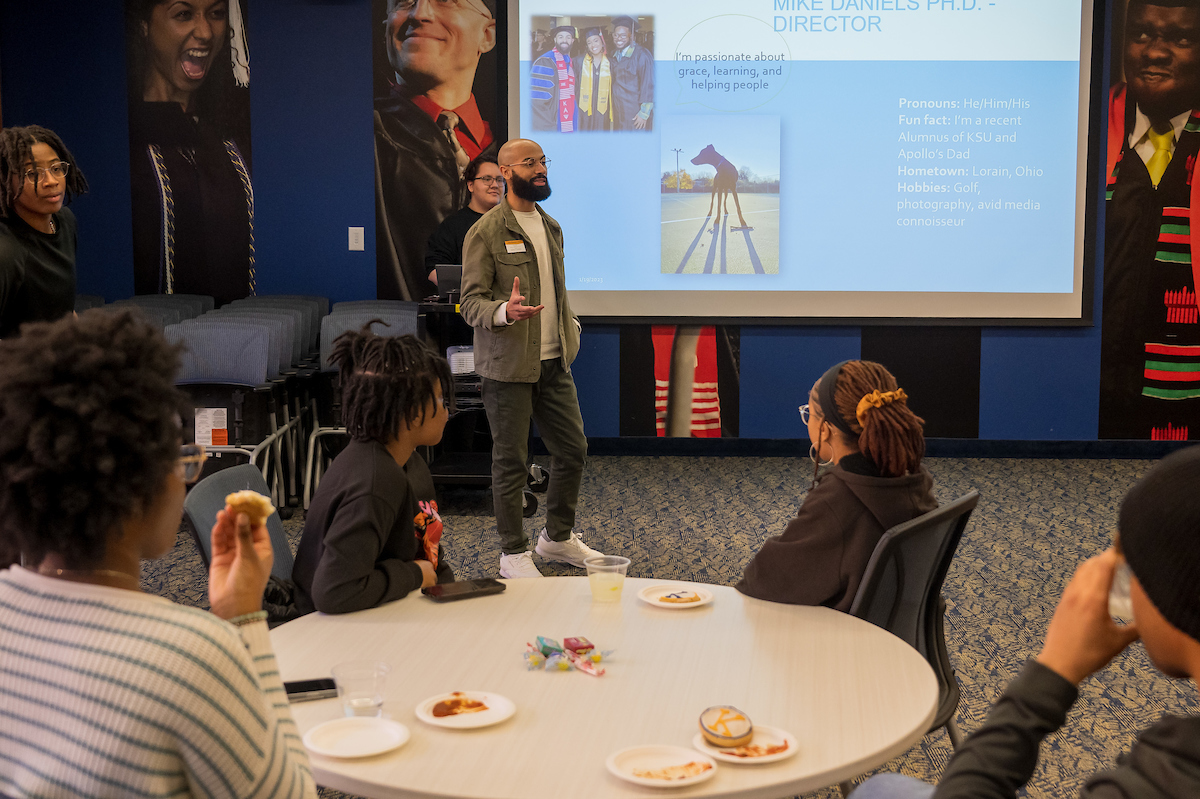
[530,15,653,133]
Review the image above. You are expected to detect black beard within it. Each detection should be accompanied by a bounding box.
[510,173,551,202]
[557,42,572,53]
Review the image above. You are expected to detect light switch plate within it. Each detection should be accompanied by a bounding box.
[348,226,365,251]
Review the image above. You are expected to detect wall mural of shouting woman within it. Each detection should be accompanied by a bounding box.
[125,0,255,305]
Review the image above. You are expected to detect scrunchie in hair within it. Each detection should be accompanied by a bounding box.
[856,388,908,426]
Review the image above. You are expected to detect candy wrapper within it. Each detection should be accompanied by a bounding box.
[564,648,605,677]
[584,649,614,664]
[525,639,614,674]
[525,643,574,671]
[563,636,594,654]
[523,645,547,670]
[536,636,563,657]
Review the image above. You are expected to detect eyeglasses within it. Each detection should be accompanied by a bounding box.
[471,176,506,186]
[24,162,70,182]
[502,157,551,169]
[176,443,208,484]
[799,404,811,424]
[389,0,491,18]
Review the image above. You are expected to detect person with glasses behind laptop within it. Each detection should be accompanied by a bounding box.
[0,309,315,797]
[423,155,505,292]
[736,360,937,610]
[460,139,606,578]
[0,125,89,338]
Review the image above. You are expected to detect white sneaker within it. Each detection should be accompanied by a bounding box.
[535,529,603,568]
[499,551,543,578]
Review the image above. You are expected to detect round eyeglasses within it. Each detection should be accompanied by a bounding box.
[176,443,208,484]
[502,157,551,169]
[24,162,70,183]
[799,404,811,424]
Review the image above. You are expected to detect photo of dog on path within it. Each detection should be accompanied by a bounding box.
[660,116,780,275]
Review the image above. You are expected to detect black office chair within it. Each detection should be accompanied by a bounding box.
[848,490,979,749]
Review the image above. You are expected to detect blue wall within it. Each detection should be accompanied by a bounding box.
[0,0,1111,441]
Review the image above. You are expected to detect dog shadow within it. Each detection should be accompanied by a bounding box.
[675,214,764,274]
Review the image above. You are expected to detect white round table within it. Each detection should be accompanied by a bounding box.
[271,577,937,799]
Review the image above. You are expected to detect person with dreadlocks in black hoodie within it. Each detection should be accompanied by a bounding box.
[292,327,456,615]
[0,125,89,338]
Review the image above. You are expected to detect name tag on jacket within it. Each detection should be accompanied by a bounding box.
[504,240,526,254]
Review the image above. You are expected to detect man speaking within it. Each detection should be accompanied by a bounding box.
[375,0,499,301]
[460,139,605,578]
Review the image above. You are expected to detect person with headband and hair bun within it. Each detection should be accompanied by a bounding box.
[736,360,937,610]
[291,327,456,615]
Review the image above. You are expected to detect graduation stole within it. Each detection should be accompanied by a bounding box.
[553,50,576,132]
[579,55,611,117]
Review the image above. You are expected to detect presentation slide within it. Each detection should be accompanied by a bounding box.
[512,0,1094,320]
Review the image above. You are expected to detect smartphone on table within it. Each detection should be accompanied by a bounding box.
[422,578,507,602]
[284,678,338,703]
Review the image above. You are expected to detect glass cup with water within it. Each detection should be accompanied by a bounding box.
[332,661,389,717]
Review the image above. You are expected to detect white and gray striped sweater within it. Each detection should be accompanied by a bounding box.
[0,566,316,798]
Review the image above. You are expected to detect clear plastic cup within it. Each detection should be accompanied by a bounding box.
[585,555,630,603]
[332,661,389,718]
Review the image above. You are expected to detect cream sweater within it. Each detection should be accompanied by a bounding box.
[0,566,316,798]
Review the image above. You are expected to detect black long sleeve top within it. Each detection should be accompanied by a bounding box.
[292,441,454,614]
[935,660,1200,799]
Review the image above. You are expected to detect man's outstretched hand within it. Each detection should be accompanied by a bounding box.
[1036,548,1140,685]
[505,277,544,322]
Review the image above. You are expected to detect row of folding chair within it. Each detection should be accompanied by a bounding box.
[138,294,325,508]
[103,294,419,511]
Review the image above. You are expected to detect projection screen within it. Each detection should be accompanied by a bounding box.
[508,0,1098,321]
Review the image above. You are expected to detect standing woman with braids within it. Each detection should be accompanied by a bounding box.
[0,126,89,338]
[292,328,456,615]
[736,360,937,610]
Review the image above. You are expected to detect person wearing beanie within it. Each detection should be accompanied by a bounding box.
[851,446,1200,799]
[375,0,499,301]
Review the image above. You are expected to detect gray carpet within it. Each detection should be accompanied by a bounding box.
[145,456,1199,798]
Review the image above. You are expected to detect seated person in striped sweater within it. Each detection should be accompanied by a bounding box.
[0,309,316,798]
[736,360,938,611]
[292,329,455,615]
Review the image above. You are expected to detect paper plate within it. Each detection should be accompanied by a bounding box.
[415,691,516,729]
[692,725,798,764]
[606,745,718,787]
[302,717,409,759]
[637,584,715,609]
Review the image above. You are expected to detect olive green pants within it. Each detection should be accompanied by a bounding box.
[482,359,588,554]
